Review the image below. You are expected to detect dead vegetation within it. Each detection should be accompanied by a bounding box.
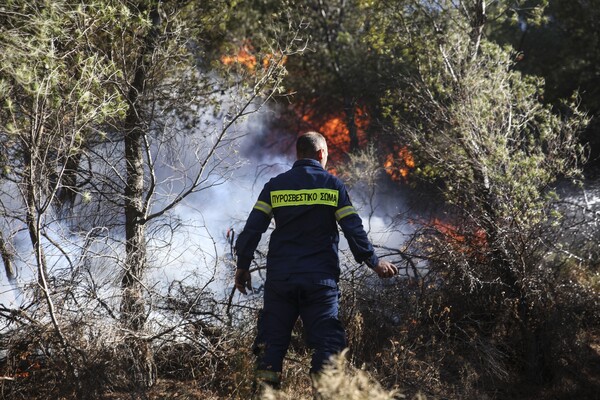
[1,254,598,400]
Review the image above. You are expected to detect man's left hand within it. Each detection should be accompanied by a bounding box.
[373,260,398,279]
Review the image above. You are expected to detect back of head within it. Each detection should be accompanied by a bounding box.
[296,131,327,160]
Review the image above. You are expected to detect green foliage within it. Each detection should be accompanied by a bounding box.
[223,0,398,153]
[495,0,600,160]
[0,0,295,393]
[0,1,127,172]
[371,2,588,230]
[361,0,594,391]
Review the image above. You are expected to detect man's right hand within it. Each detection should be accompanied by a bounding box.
[373,260,398,279]
[235,268,252,294]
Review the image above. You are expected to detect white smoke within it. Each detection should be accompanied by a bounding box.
[144,100,418,299]
[0,100,411,321]
[146,106,294,299]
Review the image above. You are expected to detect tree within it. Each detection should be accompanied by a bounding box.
[366,0,590,387]
[494,0,600,164]
[223,0,396,161]
[0,1,127,387]
[1,0,302,393]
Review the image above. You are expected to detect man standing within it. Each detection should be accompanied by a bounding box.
[234,131,398,390]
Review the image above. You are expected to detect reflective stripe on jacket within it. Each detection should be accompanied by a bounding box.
[235,159,378,278]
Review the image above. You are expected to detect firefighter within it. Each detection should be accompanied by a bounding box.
[234,131,398,392]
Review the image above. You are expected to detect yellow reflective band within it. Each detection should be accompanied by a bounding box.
[335,205,357,221]
[270,189,339,208]
[253,200,273,217]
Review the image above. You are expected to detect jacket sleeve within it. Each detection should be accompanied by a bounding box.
[335,183,379,268]
[234,184,273,270]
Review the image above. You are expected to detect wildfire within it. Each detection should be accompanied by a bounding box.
[221,42,257,70]
[384,146,415,182]
[1,352,45,380]
[221,41,286,72]
[319,116,350,151]
[300,106,370,164]
[427,218,487,254]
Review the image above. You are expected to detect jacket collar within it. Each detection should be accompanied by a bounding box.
[293,158,323,169]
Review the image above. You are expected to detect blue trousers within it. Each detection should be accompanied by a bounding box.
[253,273,346,374]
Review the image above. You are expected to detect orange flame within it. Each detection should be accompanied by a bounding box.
[320,116,349,151]
[221,42,257,70]
[221,41,286,72]
[10,356,43,379]
[300,106,370,164]
[384,146,415,182]
[427,218,487,255]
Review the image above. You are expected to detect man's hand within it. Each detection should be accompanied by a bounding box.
[373,260,398,279]
[235,268,252,294]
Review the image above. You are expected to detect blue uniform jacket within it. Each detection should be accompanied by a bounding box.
[235,159,379,279]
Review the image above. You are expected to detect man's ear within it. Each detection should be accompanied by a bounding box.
[316,148,325,161]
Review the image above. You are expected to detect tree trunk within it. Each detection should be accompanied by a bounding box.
[120,73,156,392]
[0,230,15,281]
[471,157,547,383]
[21,139,50,286]
[118,3,161,390]
[469,0,486,62]
[344,96,359,152]
[122,119,147,333]
[56,152,81,210]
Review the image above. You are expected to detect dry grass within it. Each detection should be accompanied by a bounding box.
[260,350,404,400]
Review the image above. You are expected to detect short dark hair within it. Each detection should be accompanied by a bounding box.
[296,131,327,159]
